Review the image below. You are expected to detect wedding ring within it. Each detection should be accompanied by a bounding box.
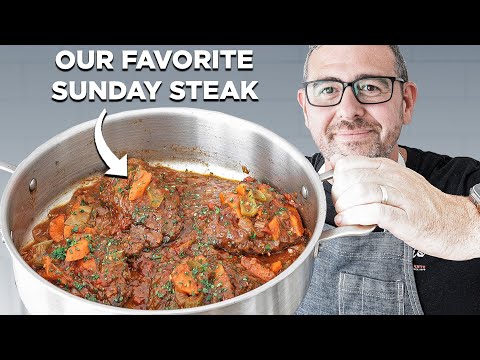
[379,185,389,205]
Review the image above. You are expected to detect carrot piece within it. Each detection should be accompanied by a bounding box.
[171,263,199,296]
[271,261,282,274]
[43,257,70,285]
[83,227,97,235]
[240,257,275,282]
[207,201,215,211]
[214,264,234,300]
[65,238,90,262]
[220,193,241,218]
[43,256,53,275]
[64,225,73,238]
[49,215,65,242]
[78,258,97,272]
[268,216,281,241]
[236,183,247,196]
[288,206,304,236]
[129,170,153,201]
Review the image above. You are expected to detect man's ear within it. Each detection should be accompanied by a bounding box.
[297,89,310,127]
[402,81,418,126]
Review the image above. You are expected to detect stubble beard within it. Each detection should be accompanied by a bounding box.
[313,117,403,160]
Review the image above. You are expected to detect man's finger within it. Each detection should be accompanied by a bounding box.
[334,203,407,231]
[334,183,403,213]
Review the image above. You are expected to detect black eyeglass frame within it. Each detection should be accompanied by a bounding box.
[302,76,406,107]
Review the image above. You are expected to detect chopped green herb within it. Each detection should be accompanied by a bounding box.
[50,247,66,260]
[73,282,85,291]
[85,294,98,302]
[162,280,175,294]
[66,238,77,248]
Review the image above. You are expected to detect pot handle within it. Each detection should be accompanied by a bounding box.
[315,170,376,257]
[0,161,16,174]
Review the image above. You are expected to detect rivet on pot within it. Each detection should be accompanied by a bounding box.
[301,186,308,199]
[29,178,37,192]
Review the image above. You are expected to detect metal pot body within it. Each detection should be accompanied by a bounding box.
[0,108,326,314]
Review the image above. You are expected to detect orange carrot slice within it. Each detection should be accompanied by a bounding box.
[268,216,281,241]
[171,263,199,296]
[287,206,304,236]
[65,238,90,262]
[129,170,152,201]
[49,215,65,242]
[271,261,282,274]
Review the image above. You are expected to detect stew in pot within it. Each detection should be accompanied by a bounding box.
[21,158,309,310]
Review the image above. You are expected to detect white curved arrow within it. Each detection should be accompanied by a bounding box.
[94,109,128,177]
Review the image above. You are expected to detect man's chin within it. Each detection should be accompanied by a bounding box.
[330,142,383,158]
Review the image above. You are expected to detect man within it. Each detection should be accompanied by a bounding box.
[295,45,480,315]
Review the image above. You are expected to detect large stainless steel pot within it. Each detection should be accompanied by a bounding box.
[0,108,372,314]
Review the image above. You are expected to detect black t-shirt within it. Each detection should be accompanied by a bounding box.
[307,145,480,315]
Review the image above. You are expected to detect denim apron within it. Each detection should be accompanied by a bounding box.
[295,224,424,315]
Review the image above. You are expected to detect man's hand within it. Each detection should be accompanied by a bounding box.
[331,156,480,260]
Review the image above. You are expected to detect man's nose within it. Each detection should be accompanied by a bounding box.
[335,86,366,120]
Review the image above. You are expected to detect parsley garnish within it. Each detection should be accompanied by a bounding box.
[73,282,85,291]
[50,247,66,260]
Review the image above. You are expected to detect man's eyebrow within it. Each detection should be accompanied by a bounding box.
[313,74,387,82]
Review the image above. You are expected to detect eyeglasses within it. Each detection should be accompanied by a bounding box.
[302,76,405,107]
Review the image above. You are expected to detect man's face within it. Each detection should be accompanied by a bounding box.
[298,45,413,160]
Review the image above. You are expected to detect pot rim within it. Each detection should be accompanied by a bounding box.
[1,107,326,314]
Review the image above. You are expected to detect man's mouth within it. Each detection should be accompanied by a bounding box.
[334,129,376,140]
